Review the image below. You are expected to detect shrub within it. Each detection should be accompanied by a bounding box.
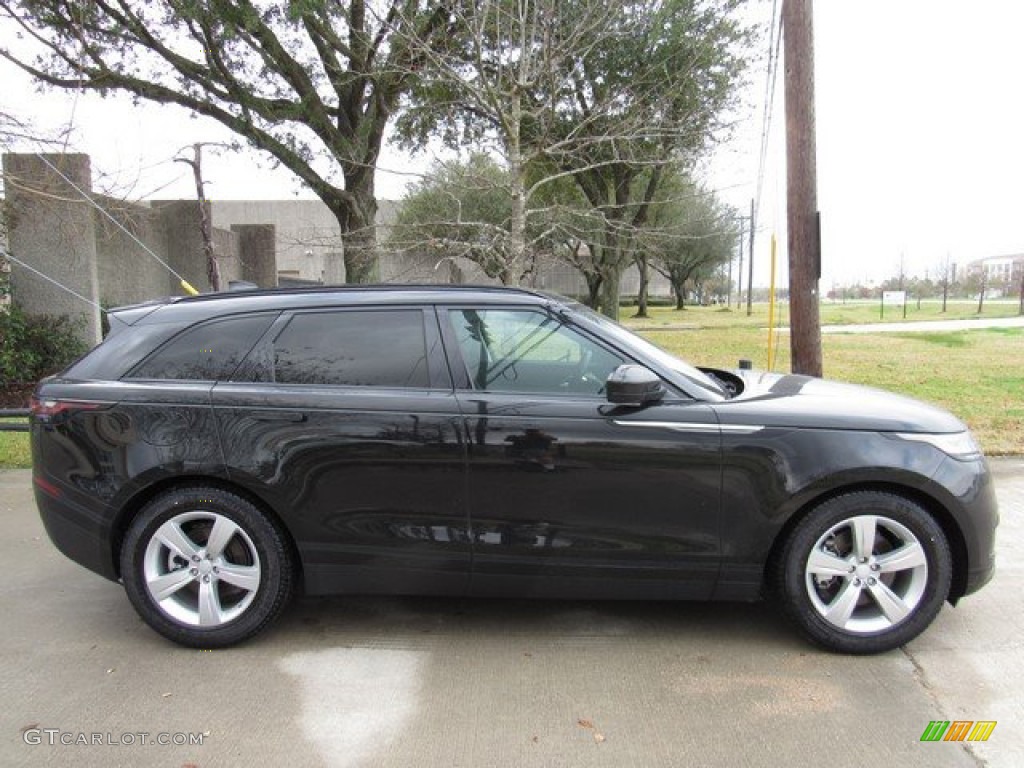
[0,303,87,385]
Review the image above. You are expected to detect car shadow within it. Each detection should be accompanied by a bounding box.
[265,594,810,654]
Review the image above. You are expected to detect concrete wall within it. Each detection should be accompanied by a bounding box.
[213,225,241,287]
[151,200,241,293]
[231,224,277,288]
[3,153,102,345]
[96,197,242,304]
[2,150,669,347]
[2,154,254,341]
[93,195,173,306]
[213,200,342,282]
[213,197,672,298]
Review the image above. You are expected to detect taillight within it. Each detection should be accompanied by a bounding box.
[33,474,62,498]
[30,397,106,419]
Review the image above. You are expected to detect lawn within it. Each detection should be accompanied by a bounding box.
[0,431,31,469]
[625,303,1023,455]
[627,298,1021,332]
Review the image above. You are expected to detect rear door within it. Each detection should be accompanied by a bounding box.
[442,306,723,600]
[213,305,470,596]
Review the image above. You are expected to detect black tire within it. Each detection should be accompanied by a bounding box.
[773,491,952,654]
[121,487,294,648]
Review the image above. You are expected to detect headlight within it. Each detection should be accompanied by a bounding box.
[895,431,983,461]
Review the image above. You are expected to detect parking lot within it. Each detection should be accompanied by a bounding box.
[3,461,1021,768]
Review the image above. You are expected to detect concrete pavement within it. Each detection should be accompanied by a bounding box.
[3,461,1022,767]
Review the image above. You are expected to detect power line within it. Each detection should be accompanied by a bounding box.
[754,0,783,228]
[2,250,105,313]
[34,153,190,284]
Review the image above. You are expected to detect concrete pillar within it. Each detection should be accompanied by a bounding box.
[93,197,167,307]
[213,227,240,285]
[151,199,211,293]
[2,153,102,346]
[322,251,345,285]
[231,224,278,288]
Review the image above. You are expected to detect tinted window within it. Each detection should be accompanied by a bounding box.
[129,314,275,381]
[271,310,429,388]
[448,309,622,395]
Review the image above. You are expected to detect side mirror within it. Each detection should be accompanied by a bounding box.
[606,365,665,407]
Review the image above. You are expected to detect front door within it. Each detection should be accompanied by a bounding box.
[442,306,723,600]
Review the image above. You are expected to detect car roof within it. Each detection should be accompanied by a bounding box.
[111,284,571,327]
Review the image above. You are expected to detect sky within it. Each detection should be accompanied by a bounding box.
[2,0,1023,290]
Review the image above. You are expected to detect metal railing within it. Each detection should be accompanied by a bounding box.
[0,408,30,432]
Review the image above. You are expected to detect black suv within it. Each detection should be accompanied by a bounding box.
[31,285,997,652]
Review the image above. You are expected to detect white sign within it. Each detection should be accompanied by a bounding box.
[883,291,907,306]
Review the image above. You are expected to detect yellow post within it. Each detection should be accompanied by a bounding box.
[767,234,778,371]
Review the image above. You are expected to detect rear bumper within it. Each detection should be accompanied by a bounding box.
[35,477,119,582]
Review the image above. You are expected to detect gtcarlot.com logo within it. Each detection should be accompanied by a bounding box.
[920,721,997,742]
[23,729,207,747]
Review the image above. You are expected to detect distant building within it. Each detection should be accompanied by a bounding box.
[211,199,400,284]
[965,254,1024,286]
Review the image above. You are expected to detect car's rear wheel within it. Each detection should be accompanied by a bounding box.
[775,491,952,654]
[121,487,293,648]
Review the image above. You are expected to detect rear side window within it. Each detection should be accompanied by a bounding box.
[268,310,429,388]
[129,314,276,381]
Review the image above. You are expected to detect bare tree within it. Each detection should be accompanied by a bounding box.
[1,0,451,283]
[935,254,953,313]
[174,143,223,291]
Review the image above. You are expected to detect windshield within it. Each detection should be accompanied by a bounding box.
[566,304,727,400]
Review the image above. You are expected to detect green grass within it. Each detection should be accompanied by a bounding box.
[624,305,1023,455]
[889,332,969,347]
[626,299,1020,331]
[0,432,31,469]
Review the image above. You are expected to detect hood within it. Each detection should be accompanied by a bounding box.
[713,371,966,434]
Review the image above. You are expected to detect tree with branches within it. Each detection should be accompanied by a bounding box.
[390,153,593,287]
[0,0,451,283]
[390,154,535,285]
[394,0,750,317]
[549,0,748,318]
[646,177,738,310]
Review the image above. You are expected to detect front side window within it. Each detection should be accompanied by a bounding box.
[448,308,622,395]
[270,310,429,388]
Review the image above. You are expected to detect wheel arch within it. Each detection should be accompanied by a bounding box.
[110,475,303,589]
[764,481,969,602]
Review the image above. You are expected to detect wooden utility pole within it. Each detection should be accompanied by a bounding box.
[736,219,744,310]
[727,219,737,307]
[746,198,755,315]
[783,0,822,376]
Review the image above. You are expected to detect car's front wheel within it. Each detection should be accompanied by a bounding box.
[775,491,952,654]
[121,487,294,648]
